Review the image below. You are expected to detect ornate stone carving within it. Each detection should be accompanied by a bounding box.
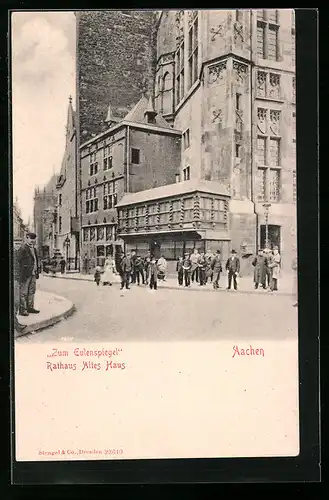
[161,52,174,64]
[212,109,223,124]
[233,21,244,43]
[208,61,227,84]
[175,10,184,47]
[210,23,224,41]
[268,73,280,99]
[233,61,247,84]
[235,110,243,133]
[257,71,266,97]
[257,108,267,134]
[269,110,281,135]
[188,10,198,27]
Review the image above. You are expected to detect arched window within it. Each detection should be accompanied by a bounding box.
[156,75,163,112]
[162,72,172,115]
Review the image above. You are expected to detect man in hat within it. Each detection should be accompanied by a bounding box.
[13,240,27,333]
[225,249,240,291]
[210,250,223,290]
[17,232,40,316]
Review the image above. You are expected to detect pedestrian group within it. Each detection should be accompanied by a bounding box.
[92,246,283,294]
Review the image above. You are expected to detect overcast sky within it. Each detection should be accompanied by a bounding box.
[12,11,76,225]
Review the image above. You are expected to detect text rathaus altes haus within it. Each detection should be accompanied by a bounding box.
[79,10,296,273]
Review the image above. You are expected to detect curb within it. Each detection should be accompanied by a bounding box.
[15,302,76,339]
[42,274,293,297]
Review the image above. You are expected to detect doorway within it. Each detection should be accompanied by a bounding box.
[150,240,161,259]
[260,225,281,251]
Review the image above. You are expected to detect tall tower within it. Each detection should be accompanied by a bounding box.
[75,10,157,143]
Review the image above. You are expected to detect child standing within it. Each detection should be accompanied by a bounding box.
[176,256,184,286]
[94,266,102,286]
[149,257,158,290]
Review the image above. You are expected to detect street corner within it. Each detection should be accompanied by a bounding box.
[15,290,75,338]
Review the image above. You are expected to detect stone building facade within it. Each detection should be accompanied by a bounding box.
[56,97,79,269]
[79,96,181,267]
[117,9,296,272]
[33,175,58,258]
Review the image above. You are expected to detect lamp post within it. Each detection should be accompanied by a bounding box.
[64,236,71,270]
[262,203,271,249]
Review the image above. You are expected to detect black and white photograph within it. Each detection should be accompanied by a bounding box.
[11,9,304,465]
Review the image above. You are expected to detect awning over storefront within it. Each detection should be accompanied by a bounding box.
[118,228,230,241]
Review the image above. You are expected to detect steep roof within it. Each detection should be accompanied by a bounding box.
[116,179,230,207]
[123,95,172,129]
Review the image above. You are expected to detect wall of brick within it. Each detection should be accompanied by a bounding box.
[76,10,157,143]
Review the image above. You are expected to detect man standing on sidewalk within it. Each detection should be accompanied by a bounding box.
[120,252,132,290]
[211,250,222,290]
[13,240,27,334]
[17,232,40,316]
[225,249,240,291]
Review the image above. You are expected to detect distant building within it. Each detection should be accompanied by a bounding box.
[13,200,27,242]
[33,175,58,259]
[56,97,79,269]
[79,95,181,267]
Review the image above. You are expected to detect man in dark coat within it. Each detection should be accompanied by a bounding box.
[17,232,40,316]
[134,255,145,285]
[182,253,192,287]
[252,249,267,289]
[120,252,132,290]
[211,250,222,290]
[130,250,137,283]
[13,240,27,333]
[225,249,240,291]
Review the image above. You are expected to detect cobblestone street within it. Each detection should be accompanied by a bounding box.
[16,275,298,343]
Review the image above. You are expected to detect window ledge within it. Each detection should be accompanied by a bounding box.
[255,96,284,104]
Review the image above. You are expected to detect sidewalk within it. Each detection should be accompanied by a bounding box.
[15,290,75,338]
[42,271,294,296]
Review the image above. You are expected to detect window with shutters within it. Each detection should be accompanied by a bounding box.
[257,168,267,202]
[188,11,199,89]
[103,146,113,170]
[256,10,280,61]
[175,11,200,107]
[85,187,98,214]
[257,137,266,165]
[89,152,98,176]
[103,181,117,210]
[269,169,280,202]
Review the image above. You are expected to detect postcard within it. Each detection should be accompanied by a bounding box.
[12,9,301,466]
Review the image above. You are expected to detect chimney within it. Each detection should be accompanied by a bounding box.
[144,96,157,124]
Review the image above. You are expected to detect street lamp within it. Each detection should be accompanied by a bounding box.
[64,236,71,269]
[262,203,271,249]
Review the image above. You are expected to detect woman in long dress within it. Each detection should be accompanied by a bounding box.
[102,257,117,286]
